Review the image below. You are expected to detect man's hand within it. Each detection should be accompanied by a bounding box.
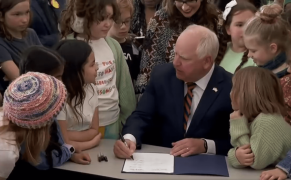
[260,168,288,180]
[71,152,91,165]
[235,144,254,166]
[170,138,205,157]
[114,139,136,159]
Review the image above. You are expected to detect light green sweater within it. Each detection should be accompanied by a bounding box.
[66,34,136,133]
[228,113,291,170]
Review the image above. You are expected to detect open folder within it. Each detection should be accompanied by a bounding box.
[122,153,229,177]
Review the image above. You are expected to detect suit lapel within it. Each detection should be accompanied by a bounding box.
[171,69,185,136]
[187,66,225,133]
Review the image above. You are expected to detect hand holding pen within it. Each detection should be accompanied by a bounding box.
[114,133,136,160]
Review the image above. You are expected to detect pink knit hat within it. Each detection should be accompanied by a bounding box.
[3,72,67,129]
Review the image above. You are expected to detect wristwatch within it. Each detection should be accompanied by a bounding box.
[203,139,208,153]
[64,144,75,154]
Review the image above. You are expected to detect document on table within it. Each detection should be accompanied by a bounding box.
[122,153,174,174]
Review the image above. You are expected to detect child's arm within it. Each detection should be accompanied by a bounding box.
[229,112,250,147]
[71,133,102,151]
[67,108,99,142]
[276,149,291,177]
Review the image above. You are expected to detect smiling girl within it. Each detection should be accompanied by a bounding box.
[0,0,41,94]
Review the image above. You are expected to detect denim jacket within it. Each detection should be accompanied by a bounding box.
[20,120,72,170]
[277,150,291,177]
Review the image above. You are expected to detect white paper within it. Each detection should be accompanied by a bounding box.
[122,153,174,174]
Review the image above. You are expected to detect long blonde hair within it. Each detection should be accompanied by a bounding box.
[0,121,51,165]
[231,67,286,122]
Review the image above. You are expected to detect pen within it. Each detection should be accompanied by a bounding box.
[119,133,134,160]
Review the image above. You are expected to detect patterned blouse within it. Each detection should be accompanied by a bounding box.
[134,8,224,99]
[280,74,291,125]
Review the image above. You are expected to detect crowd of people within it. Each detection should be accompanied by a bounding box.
[1,0,291,180]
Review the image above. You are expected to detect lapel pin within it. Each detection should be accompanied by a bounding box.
[213,87,218,92]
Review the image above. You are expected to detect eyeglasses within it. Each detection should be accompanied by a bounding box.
[174,0,198,7]
[115,19,131,27]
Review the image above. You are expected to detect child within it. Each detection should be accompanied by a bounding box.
[228,66,291,170]
[0,72,68,179]
[54,40,102,151]
[16,46,91,170]
[59,0,136,139]
[244,4,290,78]
[0,0,42,95]
[219,0,257,74]
[108,0,141,85]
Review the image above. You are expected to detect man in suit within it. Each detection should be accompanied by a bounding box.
[114,25,233,158]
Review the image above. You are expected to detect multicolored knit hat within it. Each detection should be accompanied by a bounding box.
[3,72,67,129]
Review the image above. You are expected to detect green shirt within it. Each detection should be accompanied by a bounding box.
[228,113,291,170]
[220,44,255,74]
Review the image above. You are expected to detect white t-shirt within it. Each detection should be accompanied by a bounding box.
[88,38,120,126]
[57,85,99,131]
[0,111,19,179]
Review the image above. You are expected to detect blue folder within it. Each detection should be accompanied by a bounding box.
[122,154,229,177]
[174,154,229,177]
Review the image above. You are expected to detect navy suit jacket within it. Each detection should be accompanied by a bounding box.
[123,63,233,156]
[30,0,66,47]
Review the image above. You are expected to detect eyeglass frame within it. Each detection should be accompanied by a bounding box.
[114,19,132,27]
[174,0,198,6]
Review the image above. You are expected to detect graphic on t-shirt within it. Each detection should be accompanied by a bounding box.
[96,60,116,97]
[124,53,132,61]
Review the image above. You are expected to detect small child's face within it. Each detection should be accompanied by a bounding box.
[3,0,30,35]
[82,52,98,84]
[244,35,277,66]
[90,5,114,40]
[109,10,131,40]
[226,10,255,48]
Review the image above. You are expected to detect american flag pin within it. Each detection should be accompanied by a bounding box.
[213,87,218,92]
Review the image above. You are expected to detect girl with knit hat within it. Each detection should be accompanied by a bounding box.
[0,72,90,179]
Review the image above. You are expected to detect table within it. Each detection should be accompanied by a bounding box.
[57,139,264,180]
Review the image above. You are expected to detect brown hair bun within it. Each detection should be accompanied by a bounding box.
[259,4,283,23]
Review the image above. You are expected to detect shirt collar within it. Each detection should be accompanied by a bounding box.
[194,64,215,91]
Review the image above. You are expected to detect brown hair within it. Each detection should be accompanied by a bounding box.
[232,66,286,122]
[117,0,134,15]
[0,121,51,165]
[60,0,119,41]
[222,1,257,72]
[164,0,228,66]
[0,0,32,41]
[244,4,290,52]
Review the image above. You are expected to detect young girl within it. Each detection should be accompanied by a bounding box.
[228,66,291,170]
[244,4,289,78]
[16,46,91,171]
[108,0,141,85]
[54,40,101,151]
[60,0,136,139]
[0,0,42,95]
[0,72,67,179]
[219,0,256,74]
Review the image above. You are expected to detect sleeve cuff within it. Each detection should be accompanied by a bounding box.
[276,165,289,177]
[228,148,244,168]
[123,134,136,144]
[204,139,216,154]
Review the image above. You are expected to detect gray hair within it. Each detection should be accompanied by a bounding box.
[184,25,219,60]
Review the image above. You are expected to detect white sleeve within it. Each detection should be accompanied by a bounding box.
[0,150,18,178]
[57,105,67,121]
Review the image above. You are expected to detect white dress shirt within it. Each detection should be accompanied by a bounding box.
[124,64,216,154]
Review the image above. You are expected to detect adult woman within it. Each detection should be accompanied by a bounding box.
[135,0,226,98]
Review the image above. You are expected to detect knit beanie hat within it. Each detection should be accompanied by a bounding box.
[3,72,67,129]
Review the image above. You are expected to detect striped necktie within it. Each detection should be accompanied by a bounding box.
[184,82,196,133]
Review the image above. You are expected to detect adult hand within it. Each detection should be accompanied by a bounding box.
[260,168,288,180]
[114,139,136,159]
[171,138,205,157]
[235,144,254,166]
[71,152,91,165]
[230,110,243,120]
